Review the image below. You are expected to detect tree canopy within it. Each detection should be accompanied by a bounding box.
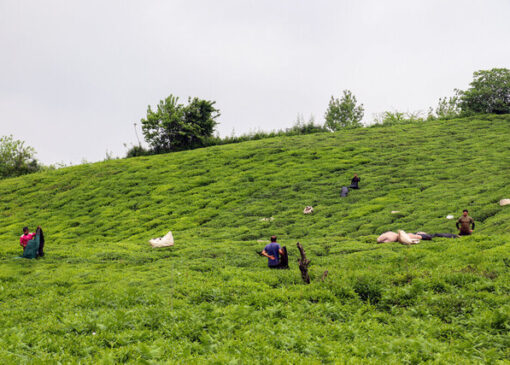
[457,68,510,115]
[141,95,220,153]
[0,135,40,178]
[324,90,364,131]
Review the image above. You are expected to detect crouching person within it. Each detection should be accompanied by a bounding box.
[21,226,43,259]
[261,235,288,269]
[20,227,36,252]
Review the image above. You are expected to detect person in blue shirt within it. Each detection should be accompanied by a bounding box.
[261,235,288,269]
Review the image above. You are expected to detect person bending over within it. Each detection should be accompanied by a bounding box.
[20,227,35,252]
[349,174,361,189]
[456,209,475,236]
[261,236,288,269]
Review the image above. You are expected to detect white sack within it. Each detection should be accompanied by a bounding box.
[397,230,420,245]
[377,231,398,243]
[150,231,174,248]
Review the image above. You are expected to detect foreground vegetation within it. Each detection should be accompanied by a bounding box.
[1,115,510,363]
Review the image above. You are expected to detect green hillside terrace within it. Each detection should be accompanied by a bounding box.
[0,114,509,363]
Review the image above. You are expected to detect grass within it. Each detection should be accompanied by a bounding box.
[0,114,510,363]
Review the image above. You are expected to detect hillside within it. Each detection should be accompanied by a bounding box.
[1,114,510,363]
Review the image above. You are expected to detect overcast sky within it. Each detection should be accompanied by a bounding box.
[1,0,509,164]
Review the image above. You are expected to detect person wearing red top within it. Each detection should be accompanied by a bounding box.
[20,227,35,250]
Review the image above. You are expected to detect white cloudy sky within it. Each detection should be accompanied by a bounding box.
[1,0,509,164]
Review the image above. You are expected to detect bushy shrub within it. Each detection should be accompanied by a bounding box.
[432,96,461,120]
[217,118,328,146]
[125,145,150,158]
[373,111,424,126]
[353,276,383,304]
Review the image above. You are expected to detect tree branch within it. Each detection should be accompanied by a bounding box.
[296,242,310,284]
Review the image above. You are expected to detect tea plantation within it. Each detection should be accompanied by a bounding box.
[1,115,509,363]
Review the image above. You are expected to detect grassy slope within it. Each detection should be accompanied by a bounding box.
[0,114,509,363]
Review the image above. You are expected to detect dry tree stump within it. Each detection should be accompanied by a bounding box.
[297,242,310,284]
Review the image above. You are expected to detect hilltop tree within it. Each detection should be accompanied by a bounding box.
[141,95,220,153]
[457,68,510,115]
[324,90,364,131]
[0,135,40,178]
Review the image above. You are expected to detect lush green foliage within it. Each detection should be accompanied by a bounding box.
[373,111,425,126]
[141,95,220,153]
[324,90,364,130]
[432,96,461,120]
[212,119,328,146]
[0,135,40,179]
[1,115,510,362]
[457,68,510,115]
[126,118,328,158]
[125,144,150,158]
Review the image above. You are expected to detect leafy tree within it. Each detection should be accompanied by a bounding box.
[457,68,510,114]
[141,95,220,153]
[0,135,40,178]
[324,90,364,131]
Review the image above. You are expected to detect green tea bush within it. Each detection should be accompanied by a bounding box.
[353,275,383,304]
[1,115,510,362]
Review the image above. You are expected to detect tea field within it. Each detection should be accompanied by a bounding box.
[1,114,510,363]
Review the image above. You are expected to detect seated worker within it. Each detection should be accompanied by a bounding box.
[456,209,475,236]
[349,174,361,189]
[20,227,36,252]
[261,235,288,269]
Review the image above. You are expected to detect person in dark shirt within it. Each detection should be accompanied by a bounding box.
[456,209,475,236]
[349,174,361,189]
[261,236,288,269]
